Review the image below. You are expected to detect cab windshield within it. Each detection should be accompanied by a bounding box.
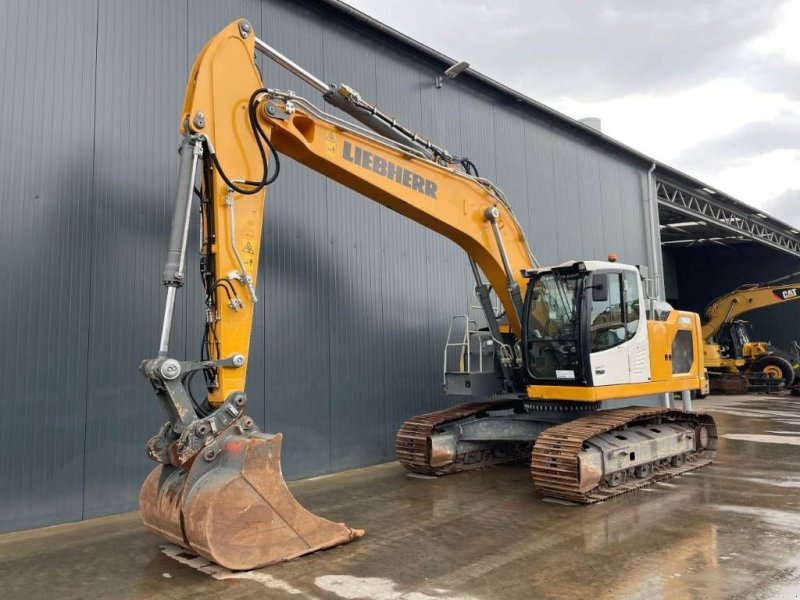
[736,323,752,344]
[524,271,583,381]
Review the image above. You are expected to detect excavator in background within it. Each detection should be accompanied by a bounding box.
[701,272,800,394]
[139,20,717,571]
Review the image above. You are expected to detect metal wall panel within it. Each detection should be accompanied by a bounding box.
[521,120,561,265]
[550,134,586,259]
[321,21,388,471]
[373,46,437,458]
[81,0,189,519]
[0,0,653,531]
[0,0,98,532]
[416,63,473,411]
[259,1,333,478]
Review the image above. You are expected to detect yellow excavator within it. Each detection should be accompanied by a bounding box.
[701,272,800,393]
[139,20,717,570]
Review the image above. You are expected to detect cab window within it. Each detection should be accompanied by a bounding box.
[590,274,625,352]
[623,270,640,339]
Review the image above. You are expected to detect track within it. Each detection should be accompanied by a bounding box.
[395,402,531,476]
[531,406,717,503]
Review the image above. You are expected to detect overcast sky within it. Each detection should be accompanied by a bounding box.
[343,0,800,227]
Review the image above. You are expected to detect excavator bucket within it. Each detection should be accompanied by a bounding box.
[140,432,363,570]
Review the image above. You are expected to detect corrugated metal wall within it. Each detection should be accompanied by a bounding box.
[0,0,650,533]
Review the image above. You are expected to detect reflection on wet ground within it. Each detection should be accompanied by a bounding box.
[1,394,799,599]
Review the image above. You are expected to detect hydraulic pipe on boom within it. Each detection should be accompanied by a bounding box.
[139,20,717,571]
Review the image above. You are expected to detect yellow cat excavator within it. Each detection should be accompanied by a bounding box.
[140,20,717,570]
[701,272,800,393]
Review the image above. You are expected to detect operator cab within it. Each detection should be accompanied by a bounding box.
[717,320,752,359]
[521,260,651,387]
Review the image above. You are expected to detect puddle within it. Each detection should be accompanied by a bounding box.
[315,575,475,600]
[722,433,800,446]
[541,497,580,506]
[162,545,473,600]
[161,544,314,597]
[712,505,800,531]
[740,477,800,489]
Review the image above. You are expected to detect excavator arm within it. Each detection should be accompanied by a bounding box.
[702,275,800,341]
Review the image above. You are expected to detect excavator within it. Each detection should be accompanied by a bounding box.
[701,272,800,393]
[139,20,717,571]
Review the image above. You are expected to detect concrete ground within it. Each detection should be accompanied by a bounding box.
[2,394,800,600]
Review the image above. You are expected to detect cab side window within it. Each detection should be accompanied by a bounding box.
[590,274,625,352]
[624,271,640,339]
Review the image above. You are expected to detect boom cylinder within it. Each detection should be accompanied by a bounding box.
[484,207,525,323]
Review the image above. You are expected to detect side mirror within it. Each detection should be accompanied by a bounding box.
[592,273,608,302]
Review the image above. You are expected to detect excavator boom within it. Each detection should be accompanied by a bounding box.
[702,274,800,341]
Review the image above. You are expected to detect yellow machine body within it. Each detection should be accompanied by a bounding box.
[529,310,706,401]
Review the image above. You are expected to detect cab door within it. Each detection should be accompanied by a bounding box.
[588,272,630,386]
[623,269,651,384]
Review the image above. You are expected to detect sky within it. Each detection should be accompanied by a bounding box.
[343,0,800,227]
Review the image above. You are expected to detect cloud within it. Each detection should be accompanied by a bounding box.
[344,0,785,101]
[763,189,800,228]
[554,79,796,163]
[675,112,800,170]
[689,150,800,210]
[343,0,800,215]
[748,0,800,62]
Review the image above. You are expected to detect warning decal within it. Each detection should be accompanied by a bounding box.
[325,131,336,156]
[242,241,255,254]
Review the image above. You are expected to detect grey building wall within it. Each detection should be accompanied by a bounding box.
[0,0,651,533]
[664,244,800,350]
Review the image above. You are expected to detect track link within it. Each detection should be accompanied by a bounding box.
[395,402,531,475]
[531,407,717,503]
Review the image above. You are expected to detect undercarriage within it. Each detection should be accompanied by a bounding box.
[396,398,717,503]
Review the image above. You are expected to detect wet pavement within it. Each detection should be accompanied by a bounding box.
[2,394,800,599]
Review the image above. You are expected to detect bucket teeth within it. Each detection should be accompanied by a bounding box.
[140,432,363,570]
